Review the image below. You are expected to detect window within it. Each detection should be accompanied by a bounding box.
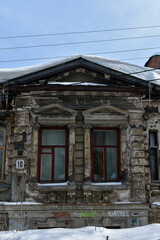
[91,128,120,182]
[149,131,159,180]
[0,129,5,180]
[38,127,68,182]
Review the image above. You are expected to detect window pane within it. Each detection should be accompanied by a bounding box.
[93,148,104,181]
[106,148,117,181]
[42,130,65,146]
[42,148,52,153]
[105,130,117,146]
[150,149,158,180]
[54,148,65,181]
[0,130,4,147]
[150,132,157,147]
[0,149,3,179]
[40,154,52,180]
[93,130,116,146]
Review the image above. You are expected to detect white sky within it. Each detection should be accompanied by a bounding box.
[1,0,160,68]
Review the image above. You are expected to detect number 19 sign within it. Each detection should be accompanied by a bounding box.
[16,159,24,169]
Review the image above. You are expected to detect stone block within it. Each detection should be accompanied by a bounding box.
[31,167,37,178]
[130,128,144,136]
[131,166,145,173]
[15,118,29,127]
[132,181,145,190]
[75,167,83,174]
[132,173,145,182]
[131,151,145,158]
[130,136,145,142]
[131,158,146,166]
[75,135,84,143]
[75,174,83,182]
[75,143,83,151]
[84,148,91,160]
[129,113,143,120]
[11,134,24,143]
[75,151,84,158]
[84,168,91,178]
[75,128,84,135]
[131,190,146,201]
[14,127,26,134]
[75,158,83,165]
[132,143,145,151]
[76,120,84,127]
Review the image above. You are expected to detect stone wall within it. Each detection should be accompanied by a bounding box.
[1,89,159,229]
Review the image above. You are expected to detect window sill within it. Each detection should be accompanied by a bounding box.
[83,182,128,191]
[35,181,76,192]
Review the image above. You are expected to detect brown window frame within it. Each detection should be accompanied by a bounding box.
[38,127,69,183]
[91,127,120,182]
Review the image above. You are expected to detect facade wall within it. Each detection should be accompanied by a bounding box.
[0,87,160,229]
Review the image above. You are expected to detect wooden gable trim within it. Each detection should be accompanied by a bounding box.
[5,57,152,88]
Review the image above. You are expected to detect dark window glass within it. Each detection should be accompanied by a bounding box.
[92,128,120,182]
[0,129,5,180]
[149,131,158,181]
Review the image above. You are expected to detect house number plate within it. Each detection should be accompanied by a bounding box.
[16,159,24,169]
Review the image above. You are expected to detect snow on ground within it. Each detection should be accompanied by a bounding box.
[0,224,160,240]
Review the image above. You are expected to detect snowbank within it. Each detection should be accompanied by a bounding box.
[0,224,160,240]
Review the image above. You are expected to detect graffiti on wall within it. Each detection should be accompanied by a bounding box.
[108,211,129,217]
[52,211,97,218]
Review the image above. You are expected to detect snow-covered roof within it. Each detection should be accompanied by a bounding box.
[1,55,160,85]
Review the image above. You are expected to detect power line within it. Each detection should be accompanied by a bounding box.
[1,25,160,40]
[121,56,149,61]
[0,46,159,63]
[1,34,160,51]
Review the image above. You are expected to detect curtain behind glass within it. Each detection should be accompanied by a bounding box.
[93,130,116,146]
[54,148,65,180]
[93,148,104,181]
[40,154,52,180]
[42,130,65,146]
[106,148,117,180]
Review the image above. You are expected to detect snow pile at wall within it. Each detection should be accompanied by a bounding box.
[0,224,160,240]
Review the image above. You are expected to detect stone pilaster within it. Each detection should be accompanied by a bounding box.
[129,110,147,202]
[84,124,92,181]
[68,124,76,182]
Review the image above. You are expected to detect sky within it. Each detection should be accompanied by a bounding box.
[0,0,160,69]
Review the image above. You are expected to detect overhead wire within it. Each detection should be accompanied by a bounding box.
[0,25,160,39]
[0,25,160,65]
[1,34,160,51]
[0,46,159,63]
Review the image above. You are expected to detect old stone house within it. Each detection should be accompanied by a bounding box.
[0,55,160,230]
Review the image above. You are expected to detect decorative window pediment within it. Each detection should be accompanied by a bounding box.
[32,104,77,126]
[83,105,128,125]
